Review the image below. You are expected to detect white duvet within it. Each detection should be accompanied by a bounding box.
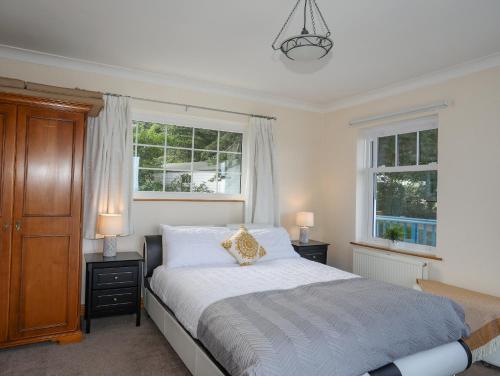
[150,258,357,338]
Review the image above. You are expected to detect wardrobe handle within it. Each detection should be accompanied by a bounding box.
[3,223,9,231]
[15,221,21,231]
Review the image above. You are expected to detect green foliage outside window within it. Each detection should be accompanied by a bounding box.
[133,121,242,194]
[376,171,437,220]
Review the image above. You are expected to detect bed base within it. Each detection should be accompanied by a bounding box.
[483,349,500,367]
[143,235,471,376]
[145,286,470,376]
[145,287,226,376]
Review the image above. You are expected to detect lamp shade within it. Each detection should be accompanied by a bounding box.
[97,213,122,236]
[296,211,314,227]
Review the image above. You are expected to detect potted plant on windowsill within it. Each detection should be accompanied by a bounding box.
[384,224,404,249]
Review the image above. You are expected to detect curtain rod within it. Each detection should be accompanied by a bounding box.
[349,100,449,127]
[104,92,277,121]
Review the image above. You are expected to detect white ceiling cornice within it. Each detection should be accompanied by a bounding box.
[1,44,500,115]
[326,51,500,113]
[0,44,326,113]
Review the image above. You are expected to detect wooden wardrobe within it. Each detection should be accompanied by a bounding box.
[0,93,90,348]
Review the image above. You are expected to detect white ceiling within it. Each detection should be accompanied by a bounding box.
[1,0,500,110]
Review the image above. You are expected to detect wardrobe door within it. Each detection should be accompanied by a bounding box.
[0,103,16,343]
[8,106,85,340]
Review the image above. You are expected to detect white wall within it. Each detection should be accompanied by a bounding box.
[2,55,499,298]
[323,66,500,297]
[0,57,330,301]
[0,57,327,250]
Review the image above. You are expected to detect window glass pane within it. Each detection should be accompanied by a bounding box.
[165,148,191,170]
[374,171,437,246]
[419,129,438,164]
[218,173,241,194]
[167,124,193,148]
[398,132,417,166]
[137,146,164,168]
[377,136,395,167]
[132,121,137,144]
[194,128,218,150]
[138,169,163,191]
[193,150,217,171]
[219,131,242,152]
[219,153,242,174]
[165,171,191,192]
[136,122,165,146]
[133,119,244,195]
[192,172,216,193]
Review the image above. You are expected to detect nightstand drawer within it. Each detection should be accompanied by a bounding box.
[92,266,138,289]
[301,251,326,264]
[92,287,137,312]
[296,246,325,254]
[291,241,329,265]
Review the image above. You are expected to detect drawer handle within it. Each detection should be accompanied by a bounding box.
[312,255,317,259]
[114,276,119,280]
[113,298,118,302]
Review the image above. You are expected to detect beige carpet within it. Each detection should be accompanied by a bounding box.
[0,311,498,376]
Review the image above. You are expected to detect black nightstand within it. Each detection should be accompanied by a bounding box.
[84,252,143,333]
[291,240,329,264]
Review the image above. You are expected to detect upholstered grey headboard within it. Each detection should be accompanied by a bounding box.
[143,235,162,278]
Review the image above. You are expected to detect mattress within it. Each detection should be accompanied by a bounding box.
[150,257,357,337]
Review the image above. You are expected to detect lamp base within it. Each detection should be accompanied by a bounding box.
[103,236,117,257]
[299,227,310,244]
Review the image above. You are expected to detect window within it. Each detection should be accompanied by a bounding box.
[132,114,244,198]
[360,116,438,251]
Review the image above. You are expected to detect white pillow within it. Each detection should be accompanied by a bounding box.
[226,223,273,230]
[161,225,236,268]
[249,227,300,262]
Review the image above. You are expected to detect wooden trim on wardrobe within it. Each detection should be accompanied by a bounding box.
[0,331,82,348]
[0,92,94,114]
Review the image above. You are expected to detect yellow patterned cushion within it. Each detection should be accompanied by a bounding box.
[221,225,266,266]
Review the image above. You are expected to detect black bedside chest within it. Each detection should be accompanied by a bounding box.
[291,240,329,264]
[84,252,143,333]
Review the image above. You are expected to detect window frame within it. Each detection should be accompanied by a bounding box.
[132,111,247,201]
[358,116,439,254]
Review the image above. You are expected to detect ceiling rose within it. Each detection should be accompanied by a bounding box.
[272,0,333,61]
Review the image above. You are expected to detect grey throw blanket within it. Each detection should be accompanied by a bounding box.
[197,278,469,376]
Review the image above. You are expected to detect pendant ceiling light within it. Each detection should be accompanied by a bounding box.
[272,0,333,61]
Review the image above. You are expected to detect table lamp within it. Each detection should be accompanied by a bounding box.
[97,213,122,257]
[296,211,314,244]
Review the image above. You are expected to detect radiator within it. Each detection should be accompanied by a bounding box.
[353,247,428,288]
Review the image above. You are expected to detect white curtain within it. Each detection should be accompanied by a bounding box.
[83,95,134,239]
[244,117,280,226]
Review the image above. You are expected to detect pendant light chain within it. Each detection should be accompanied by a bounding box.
[272,0,302,50]
[302,0,308,33]
[312,0,331,36]
[308,0,317,35]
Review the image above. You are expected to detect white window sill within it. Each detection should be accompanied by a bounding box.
[351,240,442,261]
[133,191,245,202]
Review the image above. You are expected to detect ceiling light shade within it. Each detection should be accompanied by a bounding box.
[272,0,333,61]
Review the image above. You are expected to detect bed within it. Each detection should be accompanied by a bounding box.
[143,228,473,376]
